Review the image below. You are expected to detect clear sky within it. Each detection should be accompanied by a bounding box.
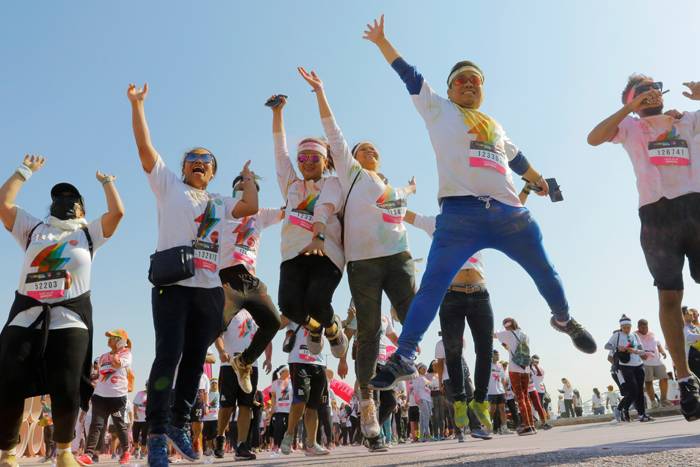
[2,0,700,404]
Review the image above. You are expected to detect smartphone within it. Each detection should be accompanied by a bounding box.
[265,95,288,108]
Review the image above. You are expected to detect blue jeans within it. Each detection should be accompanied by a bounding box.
[397,196,569,359]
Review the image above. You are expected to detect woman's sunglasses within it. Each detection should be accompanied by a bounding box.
[184,152,215,164]
[297,154,322,164]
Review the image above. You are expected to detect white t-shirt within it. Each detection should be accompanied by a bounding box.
[529,364,545,393]
[409,375,431,403]
[606,390,620,407]
[635,331,663,366]
[612,112,700,208]
[487,363,505,396]
[607,331,644,367]
[434,338,468,382]
[591,393,603,409]
[10,210,108,329]
[377,315,397,365]
[221,309,259,368]
[147,156,238,289]
[202,391,219,421]
[94,349,132,398]
[124,400,133,425]
[427,373,441,392]
[504,376,515,400]
[271,378,293,414]
[273,133,344,271]
[561,385,574,400]
[287,323,325,366]
[199,373,210,392]
[132,391,147,422]
[410,213,485,278]
[321,116,412,262]
[495,329,529,373]
[685,324,700,354]
[219,207,283,274]
[411,80,522,206]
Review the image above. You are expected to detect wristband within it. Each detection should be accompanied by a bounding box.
[101,176,115,186]
[15,165,32,182]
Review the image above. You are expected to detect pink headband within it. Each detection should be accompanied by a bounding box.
[297,140,327,158]
[625,87,636,105]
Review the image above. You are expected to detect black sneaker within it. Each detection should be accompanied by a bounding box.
[369,353,417,390]
[517,426,537,436]
[550,317,597,354]
[679,378,700,421]
[235,442,257,461]
[214,435,226,459]
[367,437,388,452]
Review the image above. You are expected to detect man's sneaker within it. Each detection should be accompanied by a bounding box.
[660,399,674,408]
[470,428,492,440]
[499,427,513,435]
[639,414,654,422]
[55,451,80,467]
[325,315,348,358]
[360,399,381,438]
[468,399,493,432]
[231,354,254,394]
[550,317,596,354]
[280,433,294,455]
[118,451,130,465]
[680,378,700,421]
[147,434,169,467]
[540,422,553,430]
[518,426,537,436]
[456,431,465,443]
[76,454,95,465]
[367,437,388,452]
[453,400,468,429]
[306,327,324,355]
[214,435,226,458]
[304,443,330,456]
[369,354,417,390]
[235,443,257,460]
[166,424,199,461]
[0,453,19,467]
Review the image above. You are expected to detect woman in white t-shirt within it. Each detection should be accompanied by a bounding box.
[495,318,536,435]
[268,95,348,363]
[270,366,293,453]
[591,388,605,415]
[559,378,575,418]
[0,154,123,467]
[299,68,417,442]
[127,83,258,465]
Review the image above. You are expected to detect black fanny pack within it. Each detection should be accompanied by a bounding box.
[148,245,195,286]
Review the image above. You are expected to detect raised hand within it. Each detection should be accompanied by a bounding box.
[408,176,416,194]
[363,14,385,44]
[628,88,661,113]
[96,171,116,185]
[240,160,255,181]
[127,83,149,103]
[22,154,46,172]
[266,94,287,111]
[298,67,324,93]
[683,81,700,100]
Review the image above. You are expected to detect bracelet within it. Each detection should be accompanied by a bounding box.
[101,176,115,186]
[15,165,32,182]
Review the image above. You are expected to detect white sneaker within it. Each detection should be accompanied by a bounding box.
[304,444,330,456]
[280,433,294,455]
[360,399,381,438]
[306,327,324,355]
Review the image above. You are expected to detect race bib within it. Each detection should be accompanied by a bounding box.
[25,270,67,300]
[648,139,690,166]
[233,245,255,266]
[378,199,407,224]
[192,240,219,272]
[469,141,507,175]
[288,209,314,231]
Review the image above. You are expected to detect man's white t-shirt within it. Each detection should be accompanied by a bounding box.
[487,363,505,396]
[434,338,468,382]
[221,309,258,368]
[271,378,292,414]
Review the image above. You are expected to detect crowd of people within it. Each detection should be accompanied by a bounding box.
[2,13,700,467]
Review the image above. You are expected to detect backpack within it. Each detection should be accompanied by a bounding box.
[510,330,531,368]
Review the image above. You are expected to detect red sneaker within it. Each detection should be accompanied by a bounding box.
[76,453,94,465]
[119,451,131,465]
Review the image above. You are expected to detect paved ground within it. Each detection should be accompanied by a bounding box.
[18,415,700,466]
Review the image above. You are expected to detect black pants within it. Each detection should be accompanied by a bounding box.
[348,252,416,387]
[374,386,397,427]
[439,290,493,403]
[0,327,88,449]
[689,347,700,378]
[564,399,575,418]
[279,255,342,328]
[132,421,148,447]
[146,285,224,434]
[43,425,55,457]
[316,404,333,445]
[619,365,646,416]
[506,398,520,427]
[350,415,360,444]
[220,266,281,366]
[249,404,262,448]
[86,395,128,455]
[272,413,288,447]
[340,424,350,445]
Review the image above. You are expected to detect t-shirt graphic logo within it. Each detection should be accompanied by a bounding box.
[195,200,220,241]
[289,194,318,231]
[376,186,407,224]
[238,318,255,338]
[234,217,256,248]
[31,243,70,272]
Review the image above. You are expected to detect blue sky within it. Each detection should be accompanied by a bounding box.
[2,0,700,402]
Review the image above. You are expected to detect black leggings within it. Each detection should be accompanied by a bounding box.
[272,413,289,447]
[220,266,281,366]
[316,404,333,445]
[0,327,88,449]
[132,422,148,447]
[146,285,224,434]
[278,255,342,328]
[86,395,128,456]
[619,365,646,416]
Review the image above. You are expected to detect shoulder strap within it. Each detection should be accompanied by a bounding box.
[339,170,362,244]
[81,226,94,259]
[25,223,42,250]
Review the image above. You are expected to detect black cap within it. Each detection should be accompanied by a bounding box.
[51,182,82,200]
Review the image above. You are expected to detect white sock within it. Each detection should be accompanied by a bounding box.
[678,376,692,383]
[59,447,71,454]
[3,447,17,456]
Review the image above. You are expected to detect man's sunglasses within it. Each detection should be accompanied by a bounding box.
[184,152,215,164]
[297,154,322,164]
[452,74,482,88]
[635,81,663,95]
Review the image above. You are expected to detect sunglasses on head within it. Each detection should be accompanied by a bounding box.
[184,152,215,164]
[452,74,482,88]
[635,81,663,95]
[297,154,322,164]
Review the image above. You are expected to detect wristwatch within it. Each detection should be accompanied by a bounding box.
[314,233,326,242]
